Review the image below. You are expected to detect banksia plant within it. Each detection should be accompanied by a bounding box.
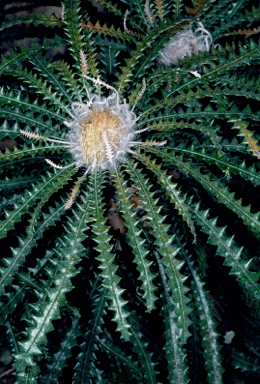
[0,0,259,383]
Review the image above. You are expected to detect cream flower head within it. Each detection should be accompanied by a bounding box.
[65,88,137,172]
[20,75,164,180]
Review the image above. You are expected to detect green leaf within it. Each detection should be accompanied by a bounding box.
[125,159,192,346]
[88,171,131,340]
[130,328,158,384]
[13,198,89,376]
[136,150,197,240]
[0,11,61,32]
[155,149,260,238]
[0,196,69,297]
[0,167,75,241]
[191,203,260,301]
[171,144,260,187]
[73,286,107,383]
[231,349,260,373]
[42,317,82,383]
[0,88,66,122]
[113,168,157,312]
[155,251,189,384]
[188,260,224,384]
[0,142,64,163]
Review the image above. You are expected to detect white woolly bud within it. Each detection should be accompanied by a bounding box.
[159,23,213,66]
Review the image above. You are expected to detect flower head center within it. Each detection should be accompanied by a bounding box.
[80,107,123,165]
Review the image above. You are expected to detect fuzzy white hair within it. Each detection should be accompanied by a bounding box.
[159,23,213,66]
